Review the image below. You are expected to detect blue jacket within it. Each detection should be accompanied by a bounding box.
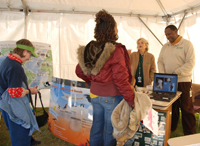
[0,82,40,135]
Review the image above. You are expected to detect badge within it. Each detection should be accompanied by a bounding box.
[138,77,142,83]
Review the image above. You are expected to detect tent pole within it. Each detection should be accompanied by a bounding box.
[162,14,171,26]
[178,11,188,30]
[6,1,11,11]
[156,0,168,16]
[0,6,200,20]
[59,14,62,78]
[172,4,200,17]
[0,8,162,18]
[138,16,163,46]
[21,0,28,39]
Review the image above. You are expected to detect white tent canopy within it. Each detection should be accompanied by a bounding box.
[1,0,200,17]
[0,0,200,84]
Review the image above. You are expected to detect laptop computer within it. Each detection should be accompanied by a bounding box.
[148,73,178,102]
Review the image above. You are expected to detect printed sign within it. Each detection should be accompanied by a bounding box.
[143,108,158,135]
[48,77,92,146]
[133,112,166,146]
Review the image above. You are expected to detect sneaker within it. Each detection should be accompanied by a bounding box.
[31,137,41,145]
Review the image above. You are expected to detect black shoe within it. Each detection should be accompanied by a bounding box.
[31,137,41,145]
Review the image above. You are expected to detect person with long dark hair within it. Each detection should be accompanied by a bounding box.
[75,10,135,146]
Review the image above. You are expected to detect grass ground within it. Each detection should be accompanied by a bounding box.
[0,108,75,146]
[0,109,200,146]
[170,111,200,138]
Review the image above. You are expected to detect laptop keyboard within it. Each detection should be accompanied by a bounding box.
[148,93,174,102]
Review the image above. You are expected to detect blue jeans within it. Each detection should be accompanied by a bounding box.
[0,109,31,146]
[90,96,123,146]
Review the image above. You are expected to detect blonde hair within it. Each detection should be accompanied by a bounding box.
[137,38,149,51]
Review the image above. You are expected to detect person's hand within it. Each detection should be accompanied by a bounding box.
[29,86,38,94]
[132,79,136,87]
[131,79,136,89]
[130,84,134,89]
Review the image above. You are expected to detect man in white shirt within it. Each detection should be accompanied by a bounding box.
[157,25,196,135]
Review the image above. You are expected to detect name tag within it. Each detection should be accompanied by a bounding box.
[177,47,183,49]
[145,62,151,65]
[138,77,142,83]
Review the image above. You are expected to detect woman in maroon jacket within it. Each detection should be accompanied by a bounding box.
[75,9,135,146]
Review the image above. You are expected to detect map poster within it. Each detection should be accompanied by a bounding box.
[48,77,92,146]
[0,41,53,87]
[133,112,166,146]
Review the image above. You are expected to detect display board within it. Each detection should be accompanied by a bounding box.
[133,112,166,146]
[48,77,92,145]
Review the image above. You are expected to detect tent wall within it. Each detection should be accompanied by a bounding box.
[0,10,200,84]
[0,12,24,40]
[26,12,166,80]
[26,12,60,77]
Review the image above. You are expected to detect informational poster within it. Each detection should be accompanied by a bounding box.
[133,112,166,146]
[143,108,158,135]
[48,77,92,146]
[0,41,53,87]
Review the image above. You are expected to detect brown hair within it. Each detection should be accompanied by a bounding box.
[94,9,118,42]
[13,39,33,57]
[137,38,149,51]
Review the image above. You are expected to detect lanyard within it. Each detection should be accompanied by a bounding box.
[138,55,143,77]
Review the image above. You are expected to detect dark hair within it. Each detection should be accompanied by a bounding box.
[165,25,178,31]
[94,9,118,42]
[13,39,33,57]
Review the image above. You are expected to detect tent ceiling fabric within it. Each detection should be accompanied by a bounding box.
[0,0,200,17]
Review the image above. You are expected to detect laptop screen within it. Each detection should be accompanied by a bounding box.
[153,73,178,94]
